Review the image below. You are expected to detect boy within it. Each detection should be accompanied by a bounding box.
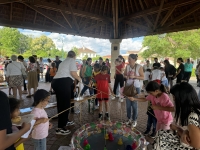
[94,66,113,120]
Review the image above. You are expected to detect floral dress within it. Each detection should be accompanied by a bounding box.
[153,111,199,150]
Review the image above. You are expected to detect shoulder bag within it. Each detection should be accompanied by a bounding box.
[123,64,138,97]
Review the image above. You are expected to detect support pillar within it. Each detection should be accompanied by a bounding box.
[109,39,122,79]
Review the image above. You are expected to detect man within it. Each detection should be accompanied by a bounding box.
[54,56,62,69]
[99,57,105,70]
[183,59,193,82]
[153,58,161,68]
[143,60,152,71]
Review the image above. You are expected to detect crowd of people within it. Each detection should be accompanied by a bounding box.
[1,51,200,150]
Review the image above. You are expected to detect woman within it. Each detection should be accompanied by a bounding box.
[51,51,81,135]
[195,61,200,84]
[124,54,144,128]
[26,56,38,98]
[153,82,200,149]
[6,55,25,99]
[45,58,52,83]
[174,58,184,83]
[18,55,28,94]
[113,55,125,100]
[80,58,93,96]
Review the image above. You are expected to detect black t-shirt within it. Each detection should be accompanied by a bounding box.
[54,60,62,69]
[177,63,185,76]
[153,62,161,68]
[0,96,15,150]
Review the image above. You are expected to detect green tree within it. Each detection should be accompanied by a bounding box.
[18,34,32,54]
[71,46,79,56]
[92,55,101,61]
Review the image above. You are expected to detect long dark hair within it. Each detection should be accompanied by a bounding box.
[29,56,35,63]
[33,89,50,106]
[170,82,200,126]
[177,58,183,63]
[146,81,167,93]
[9,98,20,114]
[118,55,125,63]
[86,58,92,65]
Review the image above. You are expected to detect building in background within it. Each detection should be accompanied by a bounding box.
[77,47,97,59]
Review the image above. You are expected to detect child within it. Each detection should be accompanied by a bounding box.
[31,89,52,150]
[143,69,151,88]
[49,62,57,93]
[92,63,101,109]
[160,67,169,92]
[144,101,157,138]
[128,81,174,131]
[151,67,161,84]
[9,98,27,150]
[94,66,113,120]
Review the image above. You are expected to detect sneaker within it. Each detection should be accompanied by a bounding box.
[143,130,150,135]
[150,132,156,138]
[56,128,71,135]
[105,113,110,120]
[125,119,132,126]
[98,113,103,121]
[66,121,75,126]
[132,121,137,128]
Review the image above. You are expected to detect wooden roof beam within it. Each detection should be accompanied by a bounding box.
[21,2,67,28]
[10,3,13,21]
[119,0,200,22]
[20,0,112,23]
[160,6,176,27]
[163,3,200,27]
[125,20,148,30]
[79,22,105,34]
[66,0,79,31]
[153,0,164,30]
[60,11,72,28]
[0,0,20,4]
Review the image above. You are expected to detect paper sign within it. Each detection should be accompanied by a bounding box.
[21,120,36,138]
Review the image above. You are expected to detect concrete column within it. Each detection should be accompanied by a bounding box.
[109,39,122,79]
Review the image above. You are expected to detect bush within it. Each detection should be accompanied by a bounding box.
[191,68,196,77]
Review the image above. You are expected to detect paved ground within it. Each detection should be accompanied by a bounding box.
[1,77,199,150]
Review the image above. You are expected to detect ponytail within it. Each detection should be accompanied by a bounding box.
[146,81,167,93]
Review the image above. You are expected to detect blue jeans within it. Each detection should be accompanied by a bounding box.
[32,138,46,150]
[126,88,140,121]
[146,114,157,133]
[80,77,93,96]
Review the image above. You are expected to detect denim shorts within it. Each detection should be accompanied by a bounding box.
[32,138,46,150]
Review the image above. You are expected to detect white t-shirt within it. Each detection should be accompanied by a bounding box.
[160,70,167,81]
[151,69,161,81]
[144,71,151,80]
[39,61,44,68]
[143,64,152,71]
[54,58,77,79]
[6,61,25,76]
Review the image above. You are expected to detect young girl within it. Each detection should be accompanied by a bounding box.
[128,81,174,131]
[94,66,113,120]
[31,89,52,150]
[9,98,27,150]
[49,62,57,93]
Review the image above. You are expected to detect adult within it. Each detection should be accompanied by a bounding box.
[174,58,184,83]
[18,55,28,94]
[51,51,81,135]
[32,55,40,82]
[183,59,193,82]
[45,58,52,82]
[0,91,30,150]
[80,58,93,96]
[54,56,62,69]
[26,56,38,98]
[39,57,44,82]
[153,58,161,68]
[99,57,105,69]
[163,60,176,88]
[195,61,200,84]
[153,82,200,149]
[143,60,152,72]
[6,55,25,99]
[79,59,86,79]
[105,58,111,74]
[2,56,11,77]
[124,54,144,127]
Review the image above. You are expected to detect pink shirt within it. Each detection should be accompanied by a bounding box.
[31,108,49,139]
[146,93,173,124]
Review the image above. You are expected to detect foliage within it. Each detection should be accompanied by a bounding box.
[92,55,101,61]
[71,46,79,56]
[82,55,88,60]
[141,29,200,65]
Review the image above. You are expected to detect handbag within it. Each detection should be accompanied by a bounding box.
[123,64,138,97]
[12,62,27,79]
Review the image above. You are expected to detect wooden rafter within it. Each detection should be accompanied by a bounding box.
[122,0,125,15]
[33,12,37,24]
[67,0,79,31]
[129,0,134,12]
[99,0,103,14]
[125,20,148,30]
[75,0,81,9]
[112,0,119,38]
[144,0,149,8]
[84,0,90,11]
[90,0,94,12]
[0,0,20,4]
[23,5,27,22]
[143,16,153,27]
[133,0,139,11]
[153,0,164,30]
[79,22,105,34]
[163,3,200,27]
[79,17,91,29]
[160,6,176,27]
[10,3,12,21]
[103,0,107,15]
[139,0,144,10]
[154,0,158,6]
[125,0,129,14]
[21,2,66,28]
[60,11,73,28]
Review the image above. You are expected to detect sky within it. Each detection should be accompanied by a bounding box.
[8,27,144,56]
